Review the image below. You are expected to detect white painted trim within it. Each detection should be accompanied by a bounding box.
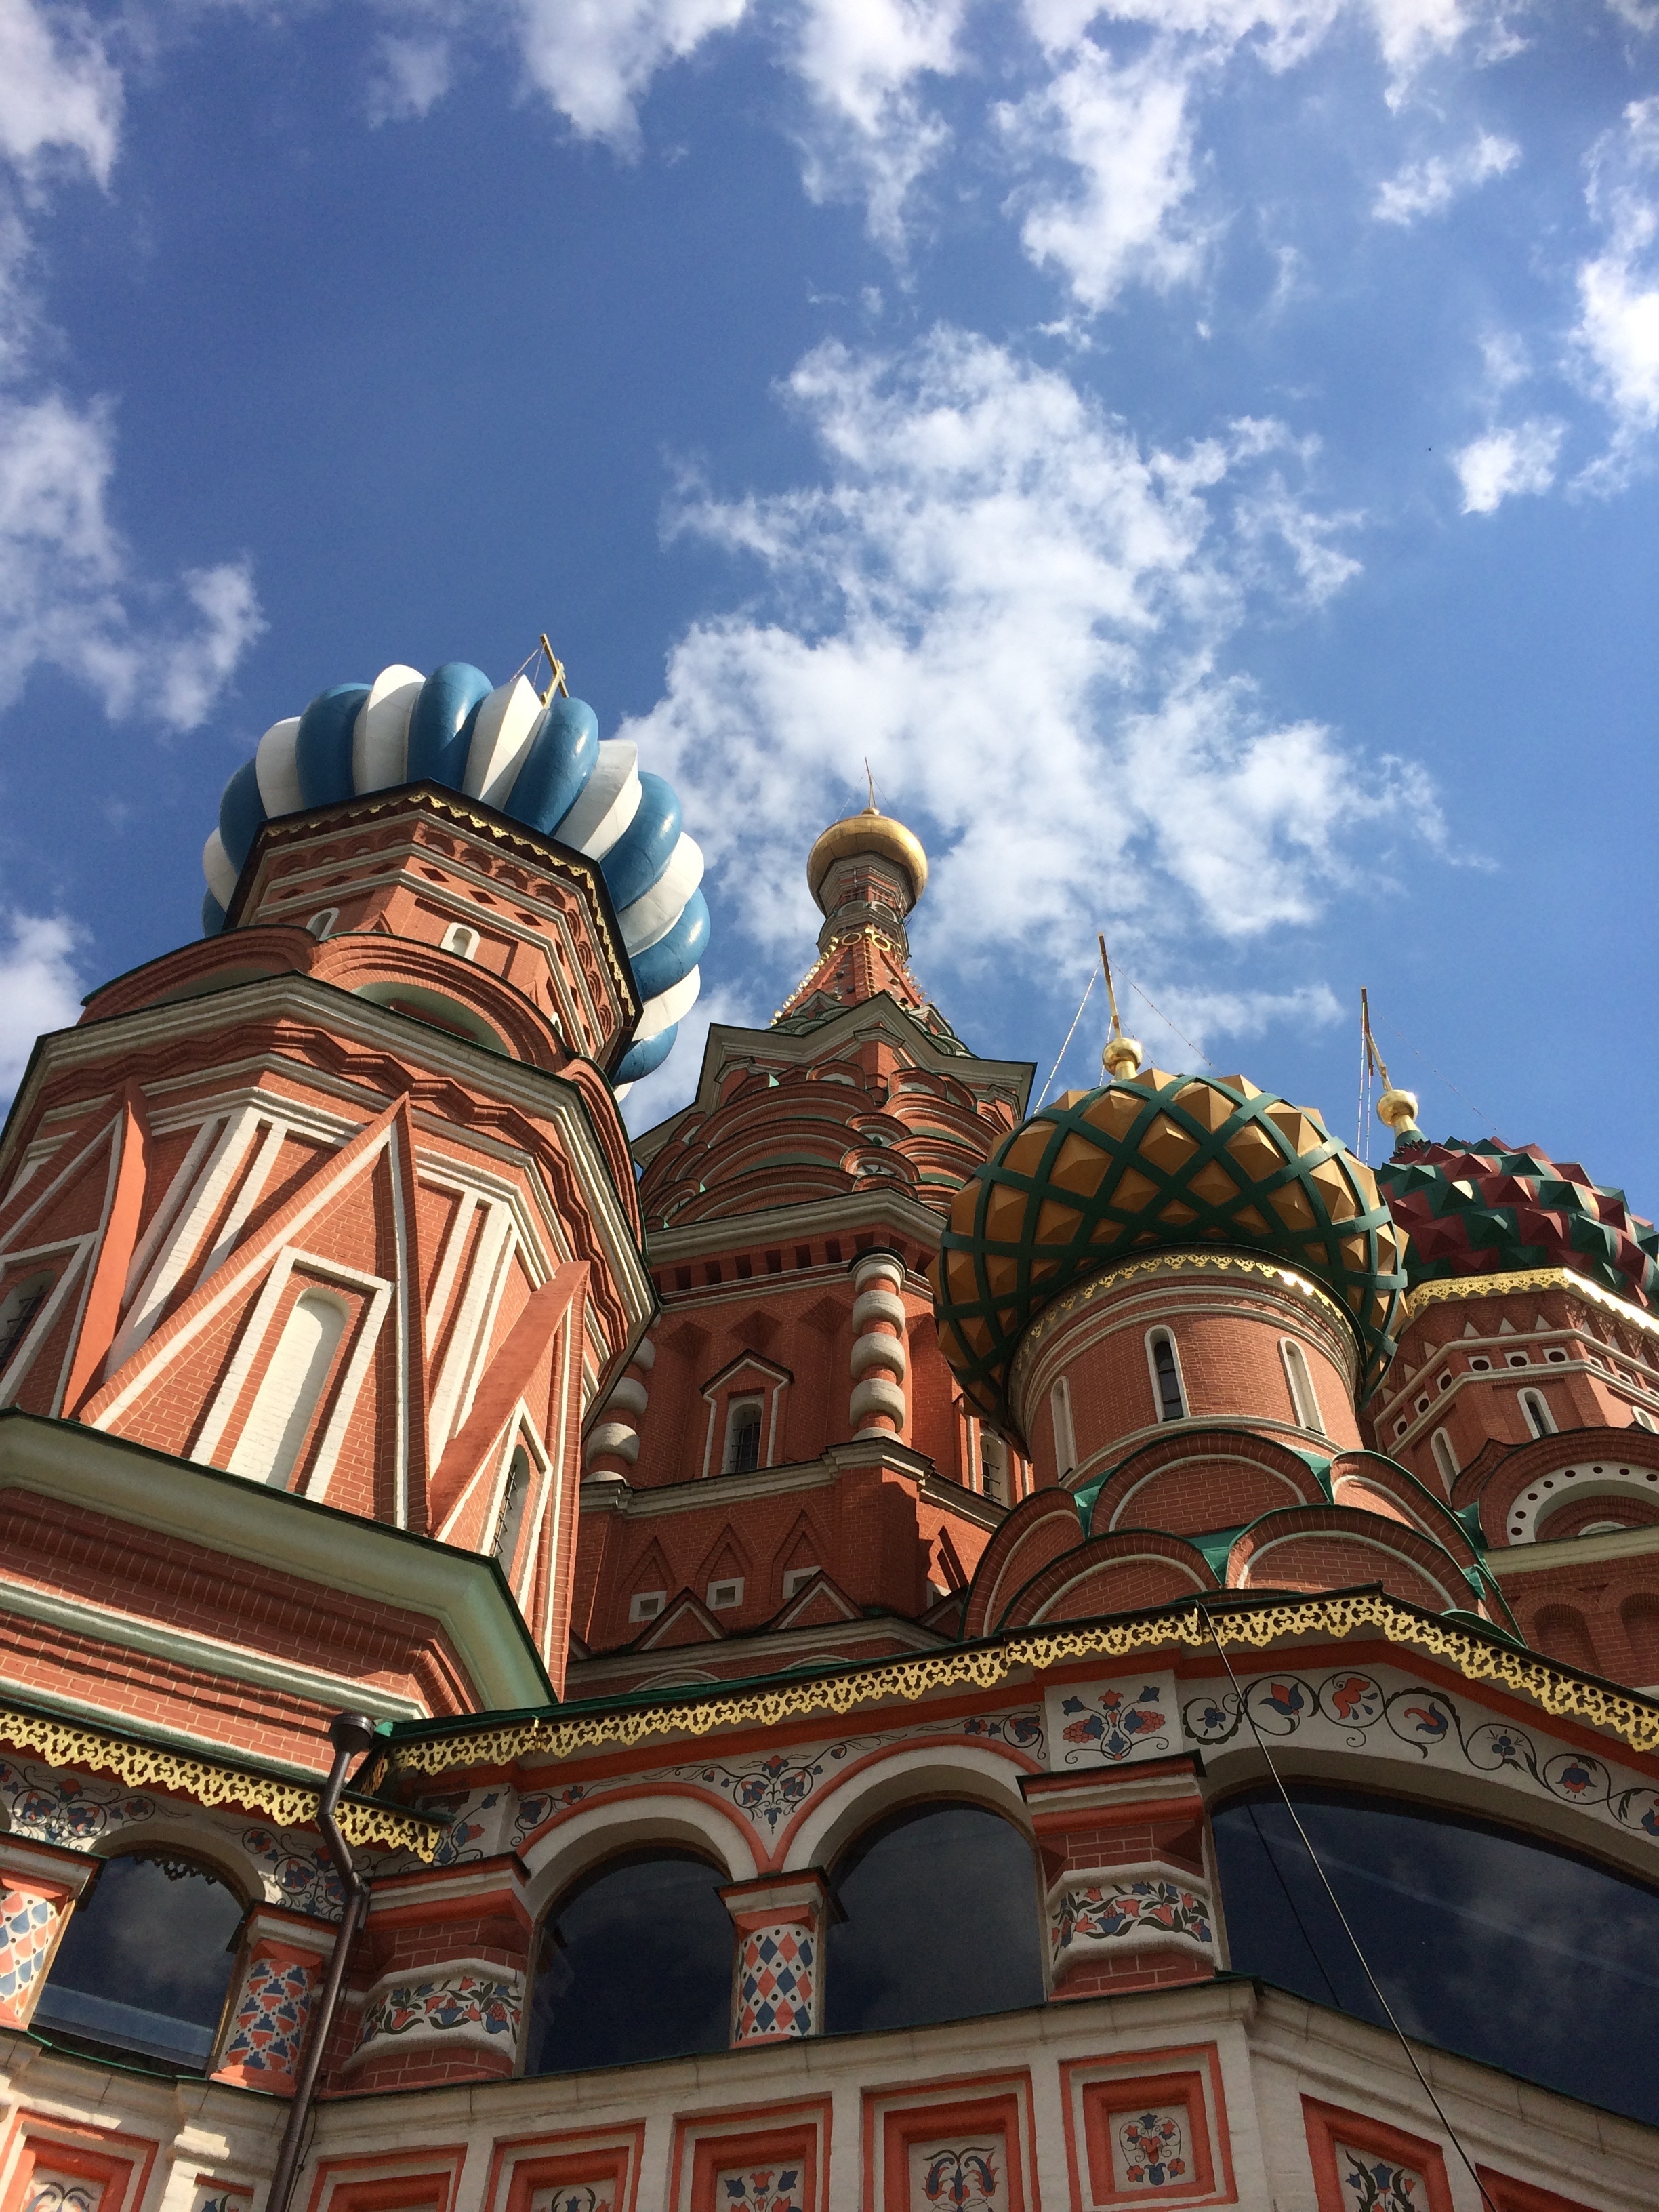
[0,1241,93,1409]
[110,1105,264,1365]
[121,1115,219,1303]
[0,1574,425,1720]
[197,1117,288,1286]
[423,1186,479,1357]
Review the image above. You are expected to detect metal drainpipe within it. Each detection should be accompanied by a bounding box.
[264,1711,378,2212]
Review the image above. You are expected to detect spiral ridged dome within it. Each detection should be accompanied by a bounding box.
[200,662,706,1088]
[930,1065,1408,1424]
[1378,1136,1659,1309]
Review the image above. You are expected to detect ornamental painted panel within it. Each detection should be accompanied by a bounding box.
[0,1761,155,1847]
[219,1950,319,2081]
[25,2179,102,2212]
[734,1926,815,2041]
[1044,1678,1176,1769]
[527,2191,615,2212]
[0,1885,62,2020]
[1111,2110,1190,2192]
[1051,1876,1214,1963]
[1335,2148,1425,2212]
[908,2139,1006,2211]
[355,1968,522,2050]
[712,2168,805,2212]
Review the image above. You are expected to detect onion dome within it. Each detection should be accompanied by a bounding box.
[930,1066,1408,1425]
[807,805,928,910]
[200,662,706,1089]
[1377,1135,1659,1311]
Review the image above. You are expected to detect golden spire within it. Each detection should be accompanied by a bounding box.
[1363,988,1422,1142]
[1098,931,1142,1080]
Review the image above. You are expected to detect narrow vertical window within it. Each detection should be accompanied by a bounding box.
[442,922,479,960]
[306,908,338,939]
[1050,1374,1078,1475]
[228,1288,347,1488]
[1280,1338,1325,1435]
[1148,1330,1187,1422]
[1430,1427,1458,1486]
[0,1271,54,1378]
[1521,1389,1555,1439]
[981,1433,1009,1504]
[495,1443,531,1575]
[723,1397,762,1473]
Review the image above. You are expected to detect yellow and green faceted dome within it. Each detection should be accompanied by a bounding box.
[930,1067,1408,1426]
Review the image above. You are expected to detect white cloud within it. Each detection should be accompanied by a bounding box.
[0,391,263,728]
[0,0,121,186]
[513,0,750,148]
[367,34,454,124]
[791,0,966,249]
[1374,129,1518,224]
[0,909,85,1101]
[1000,39,1208,311]
[1572,97,1659,487]
[1451,417,1563,512]
[623,330,1428,1027]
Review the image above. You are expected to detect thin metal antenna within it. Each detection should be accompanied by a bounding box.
[1199,1606,1501,2212]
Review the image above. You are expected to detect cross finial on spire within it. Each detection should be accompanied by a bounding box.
[863,756,878,814]
[537,633,570,706]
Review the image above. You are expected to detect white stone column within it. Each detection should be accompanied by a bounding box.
[848,1250,907,1437]
[584,1332,655,1475]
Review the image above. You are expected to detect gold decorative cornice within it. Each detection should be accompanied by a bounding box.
[1011,1246,1356,1397]
[379,1591,1659,1781]
[1399,1264,1659,1343]
[0,1703,441,1858]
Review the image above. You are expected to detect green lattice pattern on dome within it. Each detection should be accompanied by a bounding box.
[929,1067,1408,1427]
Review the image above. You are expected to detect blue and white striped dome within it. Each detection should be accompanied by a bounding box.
[201,662,705,1090]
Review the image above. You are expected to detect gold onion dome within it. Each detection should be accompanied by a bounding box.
[806,803,928,911]
[930,1066,1408,1432]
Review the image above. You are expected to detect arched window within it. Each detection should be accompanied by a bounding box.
[1050,1375,1078,1475]
[824,1802,1044,2035]
[227,1288,348,1488]
[1532,1602,1598,1671]
[306,907,337,939]
[494,1444,531,1575]
[0,1270,54,1378]
[1622,1593,1659,1682]
[1212,1784,1659,2127]
[441,922,479,960]
[1279,1339,1324,1434]
[1147,1330,1187,1422]
[1521,1389,1555,1439]
[524,1849,732,2073]
[1429,1427,1458,1487]
[34,1851,245,2070]
[981,1433,1010,1505]
[722,1397,762,1473]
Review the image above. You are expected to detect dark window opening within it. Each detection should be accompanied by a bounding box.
[825,1240,842,1263]
[0,1271,53,1374]
[674,1268,692,1291]
[766,1251,783,1274]
[735,1255,753,1279]
[704,1262,722,1286]
[1212,1784,1659,2127]
[795,1246,813,1269]
[726,1402,762,1473]
[35,1852,245,2071]
[525,1849,731,2073]
[494,1444,531,1573]
[1151,1332,1185,1421]
[825,1802,1044,2034]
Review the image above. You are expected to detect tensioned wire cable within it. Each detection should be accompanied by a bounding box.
[1197,1605,1501,2212]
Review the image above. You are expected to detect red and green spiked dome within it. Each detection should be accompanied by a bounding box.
[930,1065,1408,1427]
[1377,1135,1659,1309]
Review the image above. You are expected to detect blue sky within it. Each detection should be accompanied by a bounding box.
[0,0,1655,1213]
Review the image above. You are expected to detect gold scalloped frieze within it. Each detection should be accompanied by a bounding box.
[0,1704,440,1858]
[382,1591,1659,1782]
[1399,1264,1659,1343]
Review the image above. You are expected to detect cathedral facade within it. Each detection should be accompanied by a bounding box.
[0,660,1655,2212]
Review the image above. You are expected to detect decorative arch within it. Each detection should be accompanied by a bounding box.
[1227,1505,1473,1612]
[1326,1450,1481,1570]
[1086,1427,1325,1539]
[997,1529,1219,1628]
[781,1742,1033,1876]
[959,1490,1084,1639]
[518,1787,757,1924]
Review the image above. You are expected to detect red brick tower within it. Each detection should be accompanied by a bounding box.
[569,802,1036,1691]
